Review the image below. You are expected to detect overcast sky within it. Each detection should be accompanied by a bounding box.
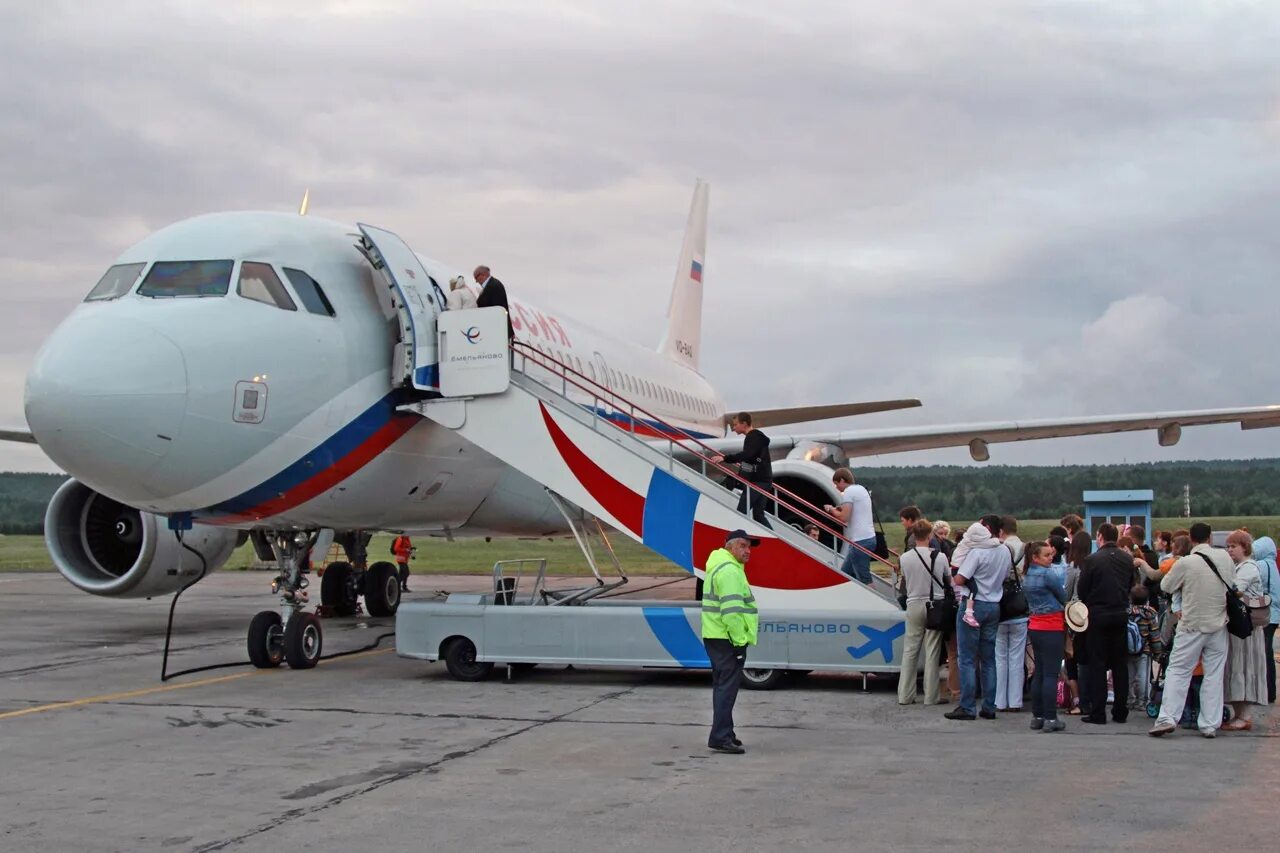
[2,1,1279,475]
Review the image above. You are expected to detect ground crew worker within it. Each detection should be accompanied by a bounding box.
[392,533,415,593]
[701,529,760,754]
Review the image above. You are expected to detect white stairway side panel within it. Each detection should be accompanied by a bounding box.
[410,380,899,615]
[414,387,653,536]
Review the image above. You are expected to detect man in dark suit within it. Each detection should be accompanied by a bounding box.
[1077,522,1135,723]
[473,265,514,341]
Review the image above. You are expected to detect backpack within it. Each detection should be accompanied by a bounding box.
[1125,616,1143,655]
[390,537,400,557]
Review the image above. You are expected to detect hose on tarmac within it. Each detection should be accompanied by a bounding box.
[159,532,395,682]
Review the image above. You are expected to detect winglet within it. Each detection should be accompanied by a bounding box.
[298,188,310,216]
[657,179,708,371]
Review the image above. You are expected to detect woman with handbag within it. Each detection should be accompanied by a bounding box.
[1222,530,1270,731]
[1024,541,1069,731]
[896,519,952,705]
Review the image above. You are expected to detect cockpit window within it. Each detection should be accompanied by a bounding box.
[238,262,297,311]
[84,263,146,302]
[282,268,336,317]
[137,260,233,298]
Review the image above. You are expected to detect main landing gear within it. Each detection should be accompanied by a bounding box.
[318,530,401,618]
[247,531,324,670]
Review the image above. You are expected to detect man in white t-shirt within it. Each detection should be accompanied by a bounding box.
[823,467,877,584]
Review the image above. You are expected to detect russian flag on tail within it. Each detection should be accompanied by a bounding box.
[690,259,703,282]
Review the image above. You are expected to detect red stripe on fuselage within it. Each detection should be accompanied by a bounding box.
[539,402,644,535]
[210,415,419,524]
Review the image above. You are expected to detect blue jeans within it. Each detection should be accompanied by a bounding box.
[957,600,1000,715]
[840,537,877,584]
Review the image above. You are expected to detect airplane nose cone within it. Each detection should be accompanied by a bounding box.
[25,311,188,500]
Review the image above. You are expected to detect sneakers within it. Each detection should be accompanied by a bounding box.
[978,709,997,720]
[1148,721,1175,737]
[1199,728,1216,739]
[1030,717,1044,731]
[1041,720,1066,733]
[944,709,976,721]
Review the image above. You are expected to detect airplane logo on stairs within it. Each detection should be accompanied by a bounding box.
[845,622,906,664]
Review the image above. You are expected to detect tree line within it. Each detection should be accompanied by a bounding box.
[1,459,1278,533]
[857,458,1280,521]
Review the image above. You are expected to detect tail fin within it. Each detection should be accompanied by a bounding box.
[658,179,708,370]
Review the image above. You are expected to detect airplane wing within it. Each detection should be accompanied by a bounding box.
[692,405,1280,461]
[722,399,920,428]
[0,428,37,444]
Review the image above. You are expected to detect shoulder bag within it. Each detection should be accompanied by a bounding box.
[921,547,956,632]
[1000,544,1030,621]
[1198,553,1253,639]
[866,489,890,560]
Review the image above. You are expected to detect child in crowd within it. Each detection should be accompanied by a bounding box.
[950,521,1001,627]
[1128,585,1162,710]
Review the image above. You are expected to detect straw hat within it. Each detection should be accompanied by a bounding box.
[1065,600,1089,633]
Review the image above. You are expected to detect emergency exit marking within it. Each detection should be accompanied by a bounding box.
[233,380,268,424]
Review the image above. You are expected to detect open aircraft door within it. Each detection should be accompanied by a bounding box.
[358,223,446,393]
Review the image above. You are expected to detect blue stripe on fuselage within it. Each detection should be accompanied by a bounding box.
[200,389,409,517]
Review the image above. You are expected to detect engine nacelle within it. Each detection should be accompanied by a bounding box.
[770,458,843,528]
[45,479,240,598]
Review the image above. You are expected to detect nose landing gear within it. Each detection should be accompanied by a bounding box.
[248,531,323,669]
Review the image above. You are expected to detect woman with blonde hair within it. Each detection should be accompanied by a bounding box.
[1222,530,1268,731]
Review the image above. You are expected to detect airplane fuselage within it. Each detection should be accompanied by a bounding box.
[25,212,725,535]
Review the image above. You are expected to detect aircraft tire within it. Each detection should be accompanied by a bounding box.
[247,610,284,669]
[320,561,358,617]
[283,612,323,669]
[740,667,787,691]
[443,637,493,682]
[364,561,401,617]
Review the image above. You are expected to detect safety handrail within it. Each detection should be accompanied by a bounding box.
[511,341,896,575]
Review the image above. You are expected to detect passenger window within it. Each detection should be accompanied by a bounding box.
[283,268,336,317]
[138,260,233,298]
[85,263,145,302]
[238,263,297,311]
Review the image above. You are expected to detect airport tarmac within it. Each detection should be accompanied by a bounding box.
[0,571,1275,853]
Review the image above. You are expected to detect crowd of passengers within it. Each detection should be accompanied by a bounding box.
[877,511,1277,736]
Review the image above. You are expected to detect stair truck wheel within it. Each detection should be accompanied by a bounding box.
[443,637,493,682]
[283,612,323,669]
[364,561,401,617]
[320,561,359,617]
[740,667,787,690]
[247,610,285,669]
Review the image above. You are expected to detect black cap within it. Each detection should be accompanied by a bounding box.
[725,529,762,547]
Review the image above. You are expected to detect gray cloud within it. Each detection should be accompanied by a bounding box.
[3,1,1279,473]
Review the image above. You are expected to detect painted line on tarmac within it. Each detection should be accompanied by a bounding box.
[0,647,392,721]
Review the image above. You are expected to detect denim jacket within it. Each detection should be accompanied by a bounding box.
[1023,563,1067,615]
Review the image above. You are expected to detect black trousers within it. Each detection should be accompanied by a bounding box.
[735,484,774,529]
[397,560,410,589]
[1084,614,1129,720]
[1265,624,1276,705]
[704,638,745,746]
[1029,628,1064,722]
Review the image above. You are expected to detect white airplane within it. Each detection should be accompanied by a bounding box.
[6,181,1279,667]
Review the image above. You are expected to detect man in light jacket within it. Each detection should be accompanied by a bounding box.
[1150,523,1232,738]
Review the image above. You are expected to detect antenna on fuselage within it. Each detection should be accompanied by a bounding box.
[298,188,311,216]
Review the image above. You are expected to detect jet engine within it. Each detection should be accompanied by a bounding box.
[770,458,843,530]
[44,479,240,598]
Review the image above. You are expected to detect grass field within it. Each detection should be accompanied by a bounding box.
[5,517,1279,574]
